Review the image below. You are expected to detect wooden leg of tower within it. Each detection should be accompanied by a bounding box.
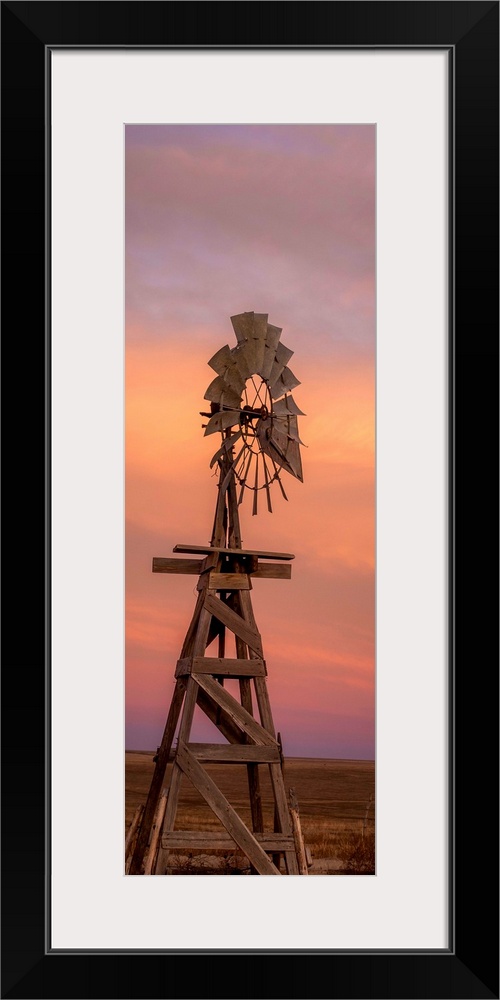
[153,675,200,874]
[215,617,226,727]
[238,675,263,875]
[128,677,186,874]
[239,677,264,835]
[179,589,206,659]
[253,675,299,874]
[233,612,264,831]
[154,603,214,874]
[232,592,264,858]
[273,732,286,868]
[226,467,242,549]
[211,477,229,548]
[235,589,299,873]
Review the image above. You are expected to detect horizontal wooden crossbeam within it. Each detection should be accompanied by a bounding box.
[153,557,291,580]
[161,830,295,851]
[187,743,280,762]
[208,572,251,590]
[252,562,291,580]
[152,557,203,575]
[176,657,266,678]
[173,543,294,561]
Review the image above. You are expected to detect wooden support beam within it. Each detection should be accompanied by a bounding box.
[161,831,295,851]
[194,674,277,747]
[174,543,294,561]
[289,787,309,876]
[204,594,263,656]
[155,604,214,875]
[195,686,241,744]
[179,589,206,660]
[175,657,192,677]
[175,745,281,875]
[252,562,292,580]
[176,656,266,678]
[208,572,251,590]
[152,557,204,575]
[153,557,292,580]
[187,743,280,763]
[143,790,168,875]
[226,597,264,850]
[194,656,266,677]
[125,804,144,873]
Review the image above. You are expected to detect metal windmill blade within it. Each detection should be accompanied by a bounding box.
[256,413,304,483]
[230,311,268,376]
[258,323,282,380]
[272,394,306,417]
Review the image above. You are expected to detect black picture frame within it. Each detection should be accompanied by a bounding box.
[1,2,498,998]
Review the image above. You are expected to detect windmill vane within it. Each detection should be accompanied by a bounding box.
[202,312,305,515]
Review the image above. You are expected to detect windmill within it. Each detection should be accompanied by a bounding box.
[128,312,308,875]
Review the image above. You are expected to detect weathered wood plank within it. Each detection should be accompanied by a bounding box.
[253,675,276,737]
[231,593,265,860]
[125,804,144,873]
[143,789,168,876]
[194,674,277,747]
[152,557,204,575]
[233,586,300,876]
[155,605,214,875]
[289,787,309,876]
[179,589,206,660]
[209,572,251,590]
[268,760,299,873]
[192,602,215,657]
[153,549,292,590]
[161,831,295,851]
[239,672,264,852]
[187,743,280,762]
[174,543,294,561]
[154,678,201,875]
[175,745,281,875]
[226,461,243,549]
[227,619,264,849]
[175,658,191,677]
[204,594,263,656]
[177,657,265,678]
[252,562,292,580]
[193,656,265,677]
[195,686,241,744]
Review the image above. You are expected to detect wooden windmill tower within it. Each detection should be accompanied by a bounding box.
[128,312,308,876]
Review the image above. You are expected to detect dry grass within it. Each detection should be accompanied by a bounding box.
[125,751,375,874]
[336,829,375,874]
[167,852,252,876]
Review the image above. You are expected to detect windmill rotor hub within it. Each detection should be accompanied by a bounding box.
[241,402,269,422]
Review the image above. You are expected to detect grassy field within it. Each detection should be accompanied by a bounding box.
[126,751,375,873]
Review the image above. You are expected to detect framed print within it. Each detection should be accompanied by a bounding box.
[2,2,498,999]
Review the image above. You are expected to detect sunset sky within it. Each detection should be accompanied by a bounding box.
[125,124,375,759]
